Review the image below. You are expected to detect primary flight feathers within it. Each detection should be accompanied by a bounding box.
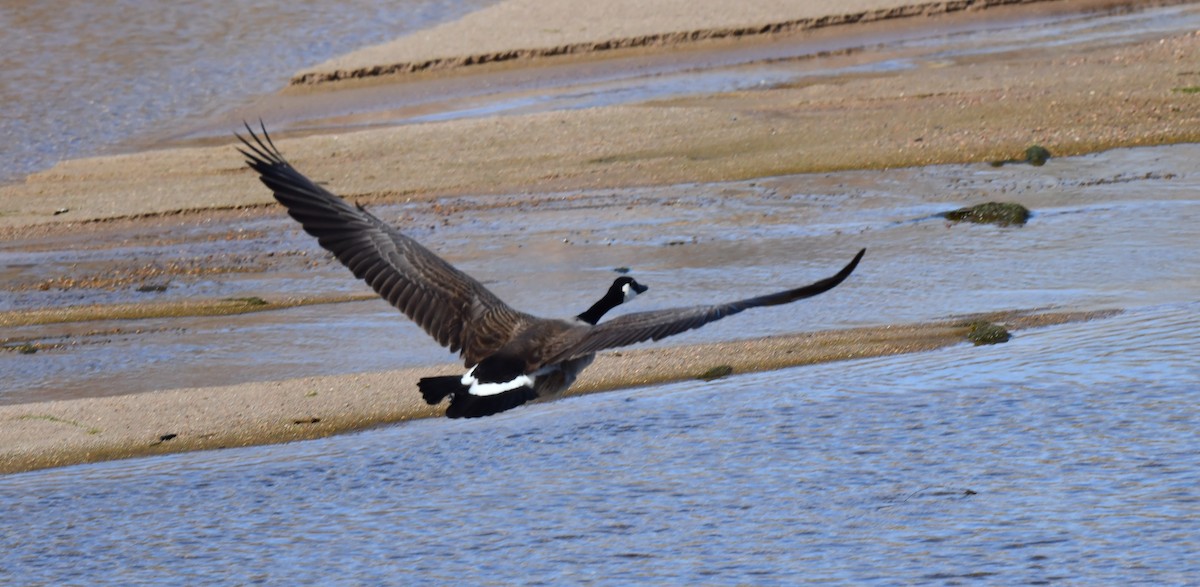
[238,125,533,365]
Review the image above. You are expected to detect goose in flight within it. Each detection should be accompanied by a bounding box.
[238,124,864,418]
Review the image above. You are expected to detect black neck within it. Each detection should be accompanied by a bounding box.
[576,291,622,325]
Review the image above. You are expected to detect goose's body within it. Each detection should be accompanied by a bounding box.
[420,276,646,417]
[238,124,864,418]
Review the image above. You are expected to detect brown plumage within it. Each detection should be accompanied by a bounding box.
[237,125,534,366]
[238,122,864,418]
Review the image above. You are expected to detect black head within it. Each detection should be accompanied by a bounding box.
[576,276,649,325]
[610,276,649,303]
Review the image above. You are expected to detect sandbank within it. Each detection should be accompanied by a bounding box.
[292,0,1069,84]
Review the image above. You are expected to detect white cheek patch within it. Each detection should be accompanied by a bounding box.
[462,366,535,397]
[622,283,640,302]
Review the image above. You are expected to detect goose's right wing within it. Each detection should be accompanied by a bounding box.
[545,249,864,363]
[237,124,530,364]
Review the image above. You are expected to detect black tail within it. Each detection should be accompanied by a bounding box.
[444,387,539,419]
[418,376,463,405]
[419,374,539,418]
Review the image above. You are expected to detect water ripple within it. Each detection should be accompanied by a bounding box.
[2,304,1198,584]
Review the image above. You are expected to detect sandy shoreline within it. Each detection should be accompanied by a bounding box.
[2,0,1199,473]
[0,310,1109,474]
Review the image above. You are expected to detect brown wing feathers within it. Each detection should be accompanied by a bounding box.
[237,124,527,363]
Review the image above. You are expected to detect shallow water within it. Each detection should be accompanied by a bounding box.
[0,0,498,183]
[3,143,1199,403]
[2,302,1197,585]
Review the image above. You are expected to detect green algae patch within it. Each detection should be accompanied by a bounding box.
[7,343,39,355]
[966,321,1011,346]
[18,414,102,435]
[942,202,1031,227]
[0,293,378,327]
[697,365,734,382]
[223,296,269,306]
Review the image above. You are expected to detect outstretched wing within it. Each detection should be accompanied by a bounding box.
[544,249,864,363]
[237,123,531,364]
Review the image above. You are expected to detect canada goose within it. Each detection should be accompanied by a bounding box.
[238,124,864,418]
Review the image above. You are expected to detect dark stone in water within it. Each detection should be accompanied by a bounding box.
[989,144,1051,167]
[942,202,1031,227]
[1024,145,1051,166]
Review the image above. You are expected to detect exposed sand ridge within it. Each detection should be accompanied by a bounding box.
[293,0,1066,85]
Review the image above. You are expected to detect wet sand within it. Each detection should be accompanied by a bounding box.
[2,0,1199,472]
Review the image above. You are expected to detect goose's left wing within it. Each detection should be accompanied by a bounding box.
[237,123,534,364]
[544,249,864,364]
